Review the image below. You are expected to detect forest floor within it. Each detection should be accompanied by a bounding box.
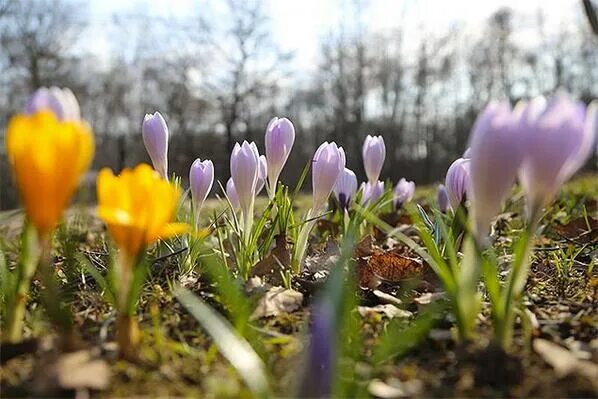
[0,175,597,398]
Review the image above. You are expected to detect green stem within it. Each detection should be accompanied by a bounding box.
[496,210,539,350]
[292,216,315,274]
[38,234,77,349]
[456,237,481,341]
[117,313,140,360]
[3,223,39,343]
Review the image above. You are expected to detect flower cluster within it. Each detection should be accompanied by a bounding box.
[4,83,596,361]
[438,95,596,243]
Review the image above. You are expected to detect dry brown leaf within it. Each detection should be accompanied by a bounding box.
[251,234,291,285]
[368,252,424,282]
[354,234,375,258]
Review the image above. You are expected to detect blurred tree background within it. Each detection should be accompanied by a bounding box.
[0,0,596,209]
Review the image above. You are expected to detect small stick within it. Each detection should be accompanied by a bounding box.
[152,247,188,264]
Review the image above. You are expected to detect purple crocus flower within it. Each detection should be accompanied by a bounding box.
[312,142,345,213]
[362,135,386,183]
[468,102,522,241]
[445,158,471,211]
[142,111,169,179]
[437,184,449,213]
[393,178,415,209]
[333,168,358,210]
[189,158,214,229]
[230,141,260,216]
[226,177,241,210]
[518,95,596,220]
[25,87,81,121]
[255,155,268,195]
[361,180,384,205]
[298,300,335,398]
[265,117,295,192]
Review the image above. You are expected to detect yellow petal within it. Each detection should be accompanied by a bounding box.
[6,111,95,235]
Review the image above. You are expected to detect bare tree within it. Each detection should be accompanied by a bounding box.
[0,0,85,94]
[203,0,291,153]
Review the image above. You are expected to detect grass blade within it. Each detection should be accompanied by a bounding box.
[175,287,269,397]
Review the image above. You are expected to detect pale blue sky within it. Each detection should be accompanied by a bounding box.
[82,0,582,72]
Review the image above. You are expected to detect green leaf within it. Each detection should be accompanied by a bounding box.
[373,301,444,364]
[175,287,269,398]
[77,253,116,306]
[126,254,151,316]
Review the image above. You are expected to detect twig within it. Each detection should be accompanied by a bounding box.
[582,0,598,35]
[152,247,188,264]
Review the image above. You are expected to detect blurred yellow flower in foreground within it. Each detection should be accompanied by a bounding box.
[6,111,94,236]
[97,164,189,258]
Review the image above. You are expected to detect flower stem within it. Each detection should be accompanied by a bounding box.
[38,233,78,350]
[117,314,140,360]
[496,215,538,350]
[293,210,316,274]
[3,223,39,343]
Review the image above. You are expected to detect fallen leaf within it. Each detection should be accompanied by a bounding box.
[534,338,598,385]
[368,378,422,398]
[251,286,303,320]
[354,235,375,258]
[303,238,340,275]
[413,292,446,305]
[357,257,380,289]
[368,252,424,282]
[251,234,291,285]
[34,349,110,394]
[372,290,403,306]
[358,304,412,319]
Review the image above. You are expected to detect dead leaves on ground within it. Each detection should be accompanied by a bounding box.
[533,338,598,389]
[551,216,598,245]
[355,235,425,289]
[250,234,291,285]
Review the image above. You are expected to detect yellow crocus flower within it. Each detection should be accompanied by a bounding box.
[96,164,189,258]
[6,111,94,236]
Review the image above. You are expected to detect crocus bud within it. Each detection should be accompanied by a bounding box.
[445,158,471,211]
[312,142,345,213]
[142,112,169,179]
[518,95,596,220]
[469,101,522,241]
[361,180,384,205]
[265,117,295,191]
[463,147,472,158]
[333,168,358,210]
[437,184,449,213]
[230,141,259,215]
[362,135,386,183]
[25,87,81,121]
[226,177,240,209]
[393,178,415,209]
[189,159,214,228]
[255,155,268,195]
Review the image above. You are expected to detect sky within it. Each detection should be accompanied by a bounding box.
[84,0,583,72]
